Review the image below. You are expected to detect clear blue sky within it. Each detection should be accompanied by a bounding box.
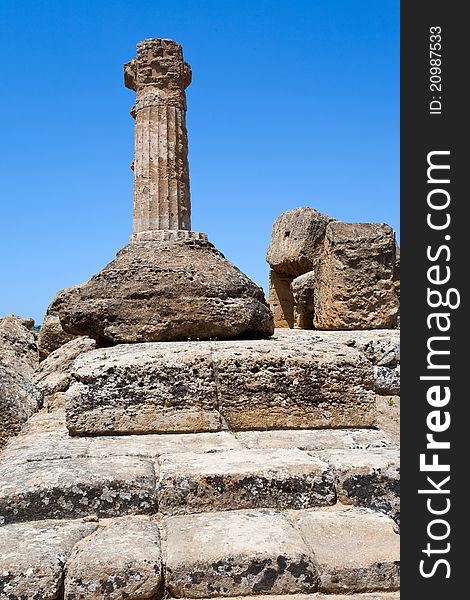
[0,1,399,324]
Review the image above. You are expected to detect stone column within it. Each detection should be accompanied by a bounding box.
[125,38,202,241]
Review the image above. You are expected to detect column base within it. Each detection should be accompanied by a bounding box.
[131,230,208,242]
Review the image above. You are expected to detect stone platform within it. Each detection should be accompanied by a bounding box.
[65,330,387,436]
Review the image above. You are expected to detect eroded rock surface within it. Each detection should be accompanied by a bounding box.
[313,223,399,330]
[38,311,78,361]
[266,207,333,277]
[65,335,375,435]
[64,516,162,599]
[49,238,273,344]
[0,315,42,449]
[0,518,98,600]
[165,510,318,597]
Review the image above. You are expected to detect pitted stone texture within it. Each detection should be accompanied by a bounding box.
[158,449,335,515]
[235,428,393,451]
[290,507,400,593]
[266,207,334,277]
[38,311,78,360]
[376,396,400,444]
[65,335,375,435]
[0,315,42,449]
[321,449,400,523]
[51,239,273,345]
[215,338,375,431]
[0,364,43,450]
[0,455,156,525]
[33,336,97,398]
[313,222,399,330]
[0,314,38,377]
[274,329,400,395]
[165,510,318,597]
[64,516,162,600]
[291,271,316,329]
[268,270,295,329]
[0,519,98,600]
[66,341,220,435]
[374,366,400,396]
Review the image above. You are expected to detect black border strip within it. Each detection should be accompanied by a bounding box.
[401,2,466,596]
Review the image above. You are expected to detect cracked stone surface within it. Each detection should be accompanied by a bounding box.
[64,515,162,599]
[320,448,400,523]
[290,507,400,593]
[214,338,375,430]
[158,449,335,514]
[0,518,98,600]
[0,455,156,525]
[65,334,375,435]
[66,342,221,435]
[165,509,318,597]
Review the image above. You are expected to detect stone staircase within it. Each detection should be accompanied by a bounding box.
[0,330,400,600]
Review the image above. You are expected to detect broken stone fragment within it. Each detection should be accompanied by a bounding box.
[33,336,97,398]
[266,207,334,277]
[38,310,78,360]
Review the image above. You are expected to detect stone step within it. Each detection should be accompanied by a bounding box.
[165,507,400,597]
[0,508,400,599]
[0,412,399,525]
[65,335,376,435]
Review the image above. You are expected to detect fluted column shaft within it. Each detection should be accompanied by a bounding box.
[125,38,192,237]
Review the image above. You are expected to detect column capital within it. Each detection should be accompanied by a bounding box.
[124,38,192,97]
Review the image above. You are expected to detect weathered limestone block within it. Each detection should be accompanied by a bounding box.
[290,507,400,593]
[291,271,316,329]
[50,238,273,344]
[313,222,399,329]
[269,270,295,328]
[320,448,400,522]
[0,519,98,600]
[38,311,78,360]
[266,207,333,277]
[33,336,97,398]
[0,314,38,377]
[165,510,318,597]
[64,516,162,599]
[158,449,335,515]
[0,366,43,450]
[215,338,375,431]
[65,336,375,435]
[66,342,220,435]
[0,455,156,525]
